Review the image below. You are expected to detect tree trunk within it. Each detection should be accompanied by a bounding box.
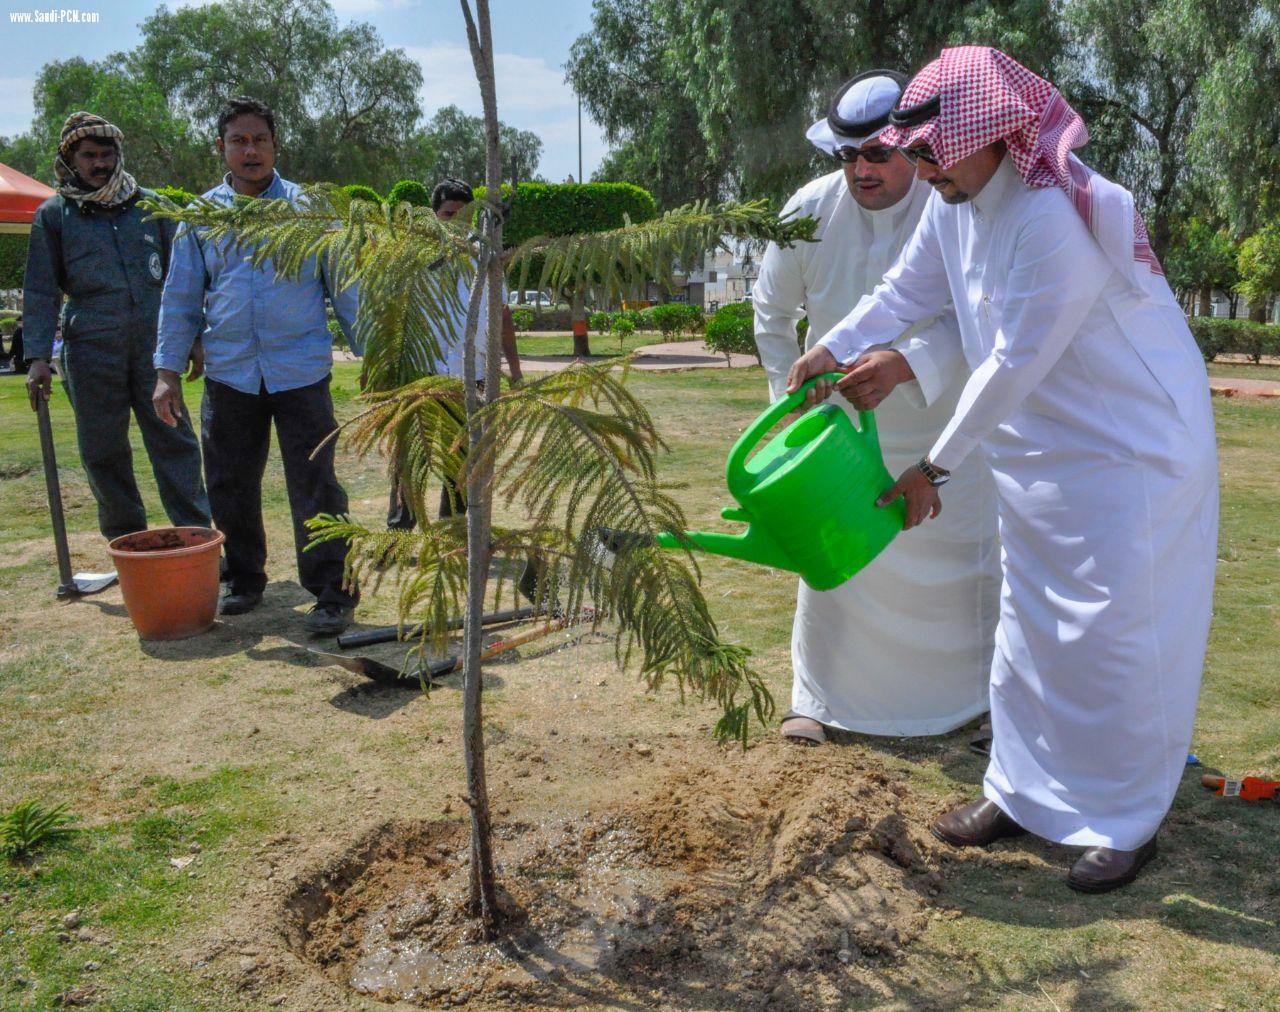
[459,0,502,938]
[1198,284,1212,317]
[571,289,591,357]
[1228,294,1238,320]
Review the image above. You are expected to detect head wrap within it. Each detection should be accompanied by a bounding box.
[883,46,1163,281]
[806,70,907,156]
[54,112,137,208]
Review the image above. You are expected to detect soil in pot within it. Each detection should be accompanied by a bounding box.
[108,526,225,641]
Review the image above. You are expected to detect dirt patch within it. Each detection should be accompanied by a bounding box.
[281,741,952,1008]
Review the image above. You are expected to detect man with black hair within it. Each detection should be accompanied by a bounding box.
[23,111,210,541]
[385,175,523,529]
[153,96,362,635]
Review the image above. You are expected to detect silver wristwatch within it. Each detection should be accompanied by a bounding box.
[917,456,951,487]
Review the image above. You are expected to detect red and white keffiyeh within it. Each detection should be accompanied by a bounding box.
[883,46,1163,280]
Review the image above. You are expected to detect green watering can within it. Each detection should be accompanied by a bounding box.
[654,373,905,590]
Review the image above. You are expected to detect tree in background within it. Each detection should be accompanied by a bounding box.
[1162,216,1240,317]
[0,57,207,190]
[1236,222,1280,323]
[133,0,426,192]
[1059,0,1250,262]
[1190,3,1280,237]
[0,0,549,197]
[567,0,732,207]
[568,0,1063,207]
[422,105,544,187]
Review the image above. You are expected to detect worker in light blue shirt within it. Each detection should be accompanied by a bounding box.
[152,95,362,636]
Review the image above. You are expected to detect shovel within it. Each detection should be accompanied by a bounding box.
[35,394,118,599]
[311,606,598,687]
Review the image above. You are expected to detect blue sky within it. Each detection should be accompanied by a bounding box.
[0,0,609,182]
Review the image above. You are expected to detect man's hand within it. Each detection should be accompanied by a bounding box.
[186,339,205,381]
[835,349,914,410]
[784,344,843,410]
[152,368,185,427]
[25,359,53,412]
[876,463,942,530]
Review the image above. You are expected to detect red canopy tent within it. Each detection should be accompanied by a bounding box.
[0,162,54,234]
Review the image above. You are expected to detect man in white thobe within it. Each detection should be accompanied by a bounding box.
[754,70,1001,743]
[789,47,1218,893]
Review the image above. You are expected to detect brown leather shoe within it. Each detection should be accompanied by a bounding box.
[930,798,1027,848]
[1067,836,1158,893]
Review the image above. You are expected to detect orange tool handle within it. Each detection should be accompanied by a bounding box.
[1201,774,1280,801]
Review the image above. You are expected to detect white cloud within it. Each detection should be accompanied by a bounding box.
[0,78,35,139]
[405,44,607,181]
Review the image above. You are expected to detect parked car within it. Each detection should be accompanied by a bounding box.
[507,290,556,308]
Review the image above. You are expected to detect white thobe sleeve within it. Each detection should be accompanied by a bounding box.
[753,202,808,402]
[928,208,1113,471]
[892,309,965,409]
[818,197,951,363]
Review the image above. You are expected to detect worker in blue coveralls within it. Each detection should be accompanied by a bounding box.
[152,96,362,636]
[23,111,210,541]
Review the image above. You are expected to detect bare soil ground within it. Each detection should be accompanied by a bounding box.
[268,741,954,1010]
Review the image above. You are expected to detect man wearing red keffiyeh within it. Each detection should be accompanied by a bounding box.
[787,46,1218,893]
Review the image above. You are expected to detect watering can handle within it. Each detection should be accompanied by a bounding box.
[726,372,877,495]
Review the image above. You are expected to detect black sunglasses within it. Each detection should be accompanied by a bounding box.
[833,144,897,165]
[900,145,941,167]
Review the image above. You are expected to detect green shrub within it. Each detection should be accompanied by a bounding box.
[343,184,383,204]
[1187,316,1280,362]
[387,179,431,207]
[610,313,636,353]
[154,184,198,205]
[646,302,703,338]
[510,307,535,332]
[703,302,758,365]
[0,233,28,290]
[589,310,615,333]
[1,800,77,862]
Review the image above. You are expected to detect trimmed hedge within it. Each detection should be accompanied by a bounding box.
[387,179,431,207]
[475,181,657,247]
[0,233,28,290]
[154,184,198,205]
[343,184,383,204]
[703,302,759,364]
[1188,316,1280,362]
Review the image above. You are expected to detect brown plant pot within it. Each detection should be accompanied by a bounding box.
[107,527,225,641]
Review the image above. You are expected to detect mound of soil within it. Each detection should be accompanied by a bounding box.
[283,741,955,1008]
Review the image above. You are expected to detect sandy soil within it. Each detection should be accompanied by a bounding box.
[177,738,973,1011]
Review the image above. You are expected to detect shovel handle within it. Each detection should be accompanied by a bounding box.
[35,395,76,591]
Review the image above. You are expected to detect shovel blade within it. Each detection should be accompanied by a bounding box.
[58,571,119,598]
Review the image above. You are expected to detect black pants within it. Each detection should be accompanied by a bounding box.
[60,327,209,540]
[201,376,356,607]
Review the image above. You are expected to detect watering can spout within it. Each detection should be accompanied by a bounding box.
[654,507,798,573]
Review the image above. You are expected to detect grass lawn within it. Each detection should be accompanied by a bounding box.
[1,363,1277,1008]
[515,330,669,357]
[1207,361,1280,382]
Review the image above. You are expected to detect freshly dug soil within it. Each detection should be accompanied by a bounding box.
[283,740,955,1009]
